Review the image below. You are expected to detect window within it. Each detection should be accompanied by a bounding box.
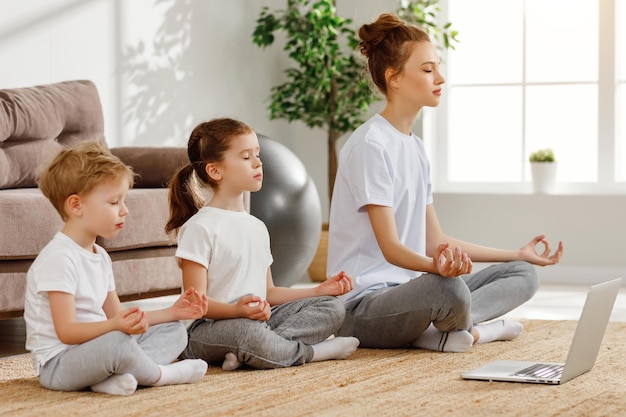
[426,0,626,194]
[618,0,626,181]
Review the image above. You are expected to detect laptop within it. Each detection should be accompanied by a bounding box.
[461,277,622,385]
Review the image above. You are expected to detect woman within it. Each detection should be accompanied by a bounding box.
[327,13,564,352]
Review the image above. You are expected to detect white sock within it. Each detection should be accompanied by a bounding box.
[311,337,360,362]
[411,323,474,353]
[90,373,137,396]
[474,320,523,344]
[153,359,207,387]
[222,352,243,371]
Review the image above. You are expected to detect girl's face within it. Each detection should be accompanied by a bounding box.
[215,131,263,194]
[388,41,445,110]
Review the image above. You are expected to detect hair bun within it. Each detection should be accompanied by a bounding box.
[358,13,405,58]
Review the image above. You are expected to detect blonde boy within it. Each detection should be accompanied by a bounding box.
[24,141,208,396]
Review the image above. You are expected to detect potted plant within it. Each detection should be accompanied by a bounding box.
[253,0,459,205]
[253,0,458,281]
[252,0,378,205]
[396,0,459,54]
[529,148,557,194]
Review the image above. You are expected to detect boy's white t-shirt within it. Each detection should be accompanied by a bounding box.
[328,114,433,302]
[175,206,273,304]
[24,232,115,374]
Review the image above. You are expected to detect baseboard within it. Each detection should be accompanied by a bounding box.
[533,265,626,287]
[455,263,625,287]
[299,265,626,288]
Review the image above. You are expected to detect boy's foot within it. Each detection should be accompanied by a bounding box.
[153,359,208,386]
[90,373,138,396]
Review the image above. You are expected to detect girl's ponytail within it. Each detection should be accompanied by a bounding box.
[165,164,204,234]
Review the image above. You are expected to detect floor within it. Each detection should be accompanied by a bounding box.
[2,283,625,359]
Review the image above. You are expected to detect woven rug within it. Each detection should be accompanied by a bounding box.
[1,320,625,417]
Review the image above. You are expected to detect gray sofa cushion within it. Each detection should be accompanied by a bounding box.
[0,188,175,260]
[111,147,188,188]
[0,80,106,189]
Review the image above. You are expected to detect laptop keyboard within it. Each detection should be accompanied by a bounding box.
[513,363,564,379]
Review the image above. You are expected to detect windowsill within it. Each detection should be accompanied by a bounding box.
[433,182,626,196]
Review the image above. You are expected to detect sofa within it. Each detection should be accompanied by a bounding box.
[0,80,197,318]
[0,80,321,318]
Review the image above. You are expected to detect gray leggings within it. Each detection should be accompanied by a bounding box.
[180,296,345,369]
[337,261,539,348]
[38,321,187,391]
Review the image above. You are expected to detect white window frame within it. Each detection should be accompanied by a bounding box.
[426,0,626,195]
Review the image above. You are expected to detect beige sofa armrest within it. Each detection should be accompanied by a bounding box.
[111,147,187,188]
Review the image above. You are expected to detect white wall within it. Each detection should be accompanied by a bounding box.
[1,0,624,286]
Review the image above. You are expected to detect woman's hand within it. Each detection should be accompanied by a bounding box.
[433,243,473,277]
[520,235,564,266]
[316,271,354,296]
[236,294,271,321]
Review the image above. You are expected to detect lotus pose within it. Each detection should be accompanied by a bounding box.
[327,13,564,352]
[24,141,209,396]
[166,118,359,371]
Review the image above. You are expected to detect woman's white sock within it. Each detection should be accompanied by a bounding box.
[474,320,523,344]
[411,323,473,352]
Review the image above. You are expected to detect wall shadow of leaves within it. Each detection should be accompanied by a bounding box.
[121,0,194,146]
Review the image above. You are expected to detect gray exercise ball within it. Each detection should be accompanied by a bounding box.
[250,134,322,287]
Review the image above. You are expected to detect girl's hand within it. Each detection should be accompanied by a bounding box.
[317,271,354,296]
[172,287,209,319]
[433,243,473,277]
[520,235,564,266]
[236,294,271,321]
[114,307,149,335]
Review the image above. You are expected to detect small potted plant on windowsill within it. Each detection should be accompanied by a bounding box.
[529,148,557,194]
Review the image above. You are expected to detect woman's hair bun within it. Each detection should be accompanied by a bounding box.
[358,13,405,58]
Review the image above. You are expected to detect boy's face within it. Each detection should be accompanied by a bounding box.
[76,179,131,241]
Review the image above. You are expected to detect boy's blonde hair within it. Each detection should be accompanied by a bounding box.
[37,141,135,220]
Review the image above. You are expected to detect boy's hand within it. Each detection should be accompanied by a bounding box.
[317,271,354,296]
[115,307,149,334]
[236,294,271,321]
[172,287,209,319]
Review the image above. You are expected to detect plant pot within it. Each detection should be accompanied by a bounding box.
[308,223,329,282]
[530,162,557,194]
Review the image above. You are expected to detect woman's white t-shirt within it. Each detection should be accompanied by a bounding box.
[327,114,433,302]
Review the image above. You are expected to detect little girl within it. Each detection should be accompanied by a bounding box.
[24,141,209,396]
[165,118,359,370]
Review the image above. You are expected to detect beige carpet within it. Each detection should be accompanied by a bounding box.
[1,320,625,417]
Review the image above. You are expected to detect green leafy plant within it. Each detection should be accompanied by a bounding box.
[253,0,459,203]
[253,0,378,202]
[529,148,556,163]
[396,0,459,52]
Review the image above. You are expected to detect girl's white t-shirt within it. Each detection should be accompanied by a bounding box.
[175,206,273,304]
[328,114,433,302]
[24,232,115,374]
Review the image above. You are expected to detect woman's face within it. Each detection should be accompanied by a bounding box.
[388,41,445,110]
